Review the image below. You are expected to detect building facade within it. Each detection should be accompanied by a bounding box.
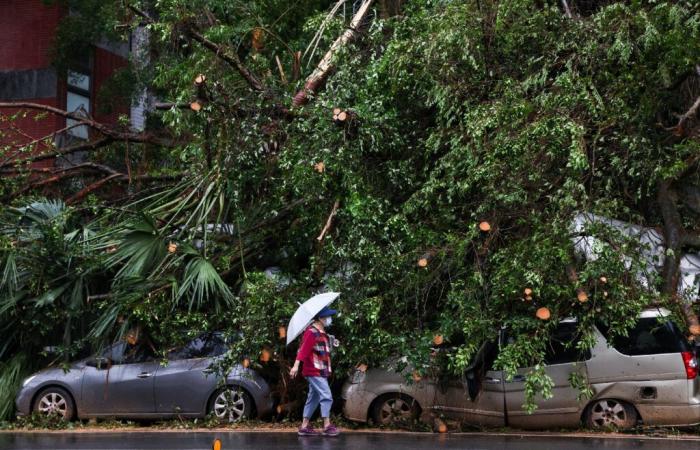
[0,0,137,168]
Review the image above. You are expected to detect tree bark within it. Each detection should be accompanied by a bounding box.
[668,95,700,137]
[292,0,375,107]
[317,200,340,242]
[657,181,700,335]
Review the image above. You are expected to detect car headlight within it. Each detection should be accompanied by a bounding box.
[22,375,37,387]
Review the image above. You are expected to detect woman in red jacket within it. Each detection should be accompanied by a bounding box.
[289,306,339,436]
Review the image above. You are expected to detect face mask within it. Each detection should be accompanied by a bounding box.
[322,317,332,327]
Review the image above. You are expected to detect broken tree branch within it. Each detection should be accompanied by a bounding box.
[0,102,178,147]
[127,2,263,92]
[126,3,155,25]
[4,161,180,201]
[292,0,375,107]
[417,249,437,268]
[0,137,114,168]
[186,27,265,92]
[317,200,340,242]
[565,264,588,302]
[154,102,192,110]
[561,0,573,19]
[667,95,700,136]
[66,173,124,205]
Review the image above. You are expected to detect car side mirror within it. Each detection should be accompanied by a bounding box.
[86,357,111,370]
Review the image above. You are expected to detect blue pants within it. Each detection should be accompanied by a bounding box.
[303,376,333,419]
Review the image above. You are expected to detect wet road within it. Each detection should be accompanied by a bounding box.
[0,431,699,450]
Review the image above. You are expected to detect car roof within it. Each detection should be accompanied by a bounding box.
[638,307,670,318]
[559,307,670,324]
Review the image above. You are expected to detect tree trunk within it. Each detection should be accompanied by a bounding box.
[292,0,375,107]
[657,181,700,335]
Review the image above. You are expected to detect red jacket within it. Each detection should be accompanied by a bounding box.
[296,325,332,377]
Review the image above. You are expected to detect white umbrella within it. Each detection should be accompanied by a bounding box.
[286,292,340,346]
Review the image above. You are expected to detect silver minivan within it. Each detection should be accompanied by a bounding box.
[341,308,700,429]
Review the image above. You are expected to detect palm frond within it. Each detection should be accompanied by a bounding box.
[31,283,70,307]
[0,292,24,317]
[0,252,19,294]
[177,256,235,312]
[14,199,66,223]
[105,215,167,279]
[0,354,27,420]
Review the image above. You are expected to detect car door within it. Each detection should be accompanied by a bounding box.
[154,333,228,415]
[433,341,506,427]
[503,322,590,429]
[81,342,159,416]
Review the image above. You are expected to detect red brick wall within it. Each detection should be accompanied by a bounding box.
[0,2,128,171]
[92,47,130,124]
[0,0,62,70]
[0,0,62,166]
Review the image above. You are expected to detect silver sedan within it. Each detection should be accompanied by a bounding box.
[16,333,273,422]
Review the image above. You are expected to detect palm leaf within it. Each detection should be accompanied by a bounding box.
[0,252,19,294]
[31,283,70,307]
[14,199,66,223]
[106,215,167,279]
[0,354,27,419]
[177,256,235,312]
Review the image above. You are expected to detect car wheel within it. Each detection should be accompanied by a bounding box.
[209,387,253,423]
[585,399,637,429]
[371,394,420,426]
[33,387,75,420]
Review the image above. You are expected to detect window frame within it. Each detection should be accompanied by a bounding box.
[65,52,93,140]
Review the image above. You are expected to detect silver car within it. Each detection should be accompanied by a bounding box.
[16,332,273,422]
[342,308,700,429]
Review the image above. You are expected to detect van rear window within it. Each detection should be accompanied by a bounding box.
[597,318,689,356]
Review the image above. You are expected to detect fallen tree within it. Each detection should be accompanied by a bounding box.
[1,0,700,420]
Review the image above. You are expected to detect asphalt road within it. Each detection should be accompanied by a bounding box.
[1,431,699,450]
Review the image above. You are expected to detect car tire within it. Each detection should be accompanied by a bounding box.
[209,386,253,423]
[33,387,75,421]
[371,393,420,427]
[585,398,638,429]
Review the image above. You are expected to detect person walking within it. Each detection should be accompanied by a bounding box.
[289,306,339,437]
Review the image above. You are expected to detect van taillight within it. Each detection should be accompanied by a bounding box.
[681,352,698,379]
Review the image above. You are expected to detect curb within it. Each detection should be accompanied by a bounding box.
[1,428,699,441]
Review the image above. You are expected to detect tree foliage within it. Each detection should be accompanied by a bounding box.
[1,0,700,419]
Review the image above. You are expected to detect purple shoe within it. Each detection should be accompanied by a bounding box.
[322,424,340,437]
[298,426,318,436]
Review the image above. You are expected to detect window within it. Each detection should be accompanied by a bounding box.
[167,333,229,360]
[597,318,689,356]
[501,323,590,367]
[100,341,156,364]
[100,341,127,363]
[543,322,591,365]
[66,63,91,140]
